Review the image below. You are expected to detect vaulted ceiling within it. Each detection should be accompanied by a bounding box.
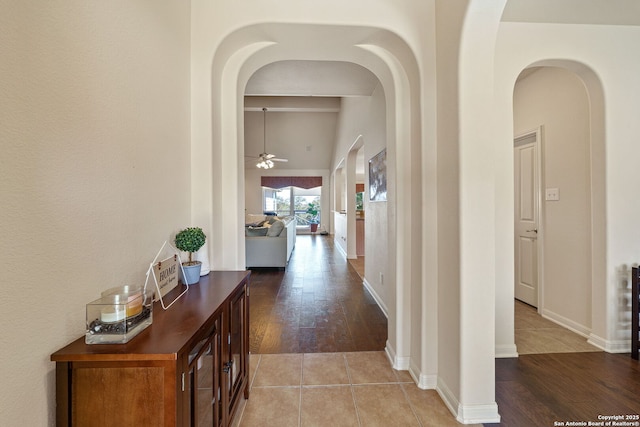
[244,61,377,171]
[243,0,639,171]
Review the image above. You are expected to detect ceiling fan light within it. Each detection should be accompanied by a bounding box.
[254,107,282,169]
[256,159,274,169]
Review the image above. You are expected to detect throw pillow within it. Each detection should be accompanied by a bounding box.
[246,226,268,236]
[245,214,266,225]
[266,219,285,237]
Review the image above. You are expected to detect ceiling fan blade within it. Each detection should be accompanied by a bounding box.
[271,158,288,162]
[264,153,276,159]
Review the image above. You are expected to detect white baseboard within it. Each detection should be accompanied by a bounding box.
[334,239,347,258]
[438,378,501,424]
[495,343,519,358]
[456,402,501,424]
[384,341,396,367]
[540,309,629,354]
[540,308,591,337]
[409,359,437,389]
[384,341,410,370]
[588,333,630,353]
[394,355,411,370]
[363,278,388,318]
[437,379,460,420]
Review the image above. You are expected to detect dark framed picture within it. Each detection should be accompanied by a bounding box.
[369,149,387,202]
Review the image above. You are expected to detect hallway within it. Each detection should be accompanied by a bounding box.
[249,235,387,354]
[242,234,640,426]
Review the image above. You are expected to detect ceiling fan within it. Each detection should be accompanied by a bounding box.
[247,107,289,169]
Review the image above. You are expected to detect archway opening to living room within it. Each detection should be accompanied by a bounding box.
[205,22,424,376]
[241,60,390,354]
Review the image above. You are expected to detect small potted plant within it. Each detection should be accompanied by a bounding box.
[306,202,319,233]
[174,227,206,284]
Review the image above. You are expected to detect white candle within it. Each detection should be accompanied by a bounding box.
[101,305,126,323]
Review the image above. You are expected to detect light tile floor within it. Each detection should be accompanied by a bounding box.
[235,302,601,426]
[235,351,480,427]
[514,300,601,354]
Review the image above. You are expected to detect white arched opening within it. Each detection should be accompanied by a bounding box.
[195,23,423,373]
[346,135,364,259]
[493,40,608,360]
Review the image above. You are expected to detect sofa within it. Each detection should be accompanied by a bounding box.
[245,214,296,268]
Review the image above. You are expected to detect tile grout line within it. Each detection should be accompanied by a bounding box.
[236,354,262,427]
[398,382,425,427]
[344,353,363,427]
[298,354,304,427]
[249,354,261,391]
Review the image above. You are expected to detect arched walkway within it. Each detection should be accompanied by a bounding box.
[493,46,607,358]
[193,22,425,386]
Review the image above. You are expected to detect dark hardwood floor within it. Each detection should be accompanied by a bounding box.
[488,352,640,426]
[248,234,387,354]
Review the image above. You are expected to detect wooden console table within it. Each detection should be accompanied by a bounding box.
[51,271,250,427]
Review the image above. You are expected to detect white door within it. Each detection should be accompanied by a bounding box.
[514,133,539,307]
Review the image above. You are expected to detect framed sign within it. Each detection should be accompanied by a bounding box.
[153,255,179,299]
[369,148,387,202]
[145,241,189,310]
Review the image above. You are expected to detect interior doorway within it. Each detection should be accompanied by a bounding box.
[514,129,541,308]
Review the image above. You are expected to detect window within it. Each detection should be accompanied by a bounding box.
[263,186,321,229]
[263,187,291,217]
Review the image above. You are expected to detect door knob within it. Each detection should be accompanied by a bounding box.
[526,229,538,233]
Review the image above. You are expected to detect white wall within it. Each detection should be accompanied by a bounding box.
[514,67,592,332]
[331,90,389,309]
[334,211,348,255]
[434,0,465,402]
[0,1,191,425]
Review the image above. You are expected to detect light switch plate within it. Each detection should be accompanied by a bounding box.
[545,188,559,201]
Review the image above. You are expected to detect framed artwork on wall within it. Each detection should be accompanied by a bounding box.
[369,148,387,202]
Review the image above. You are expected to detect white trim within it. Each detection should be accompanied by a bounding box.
[409,359,437,389]
[588,333,629,353]
[436,378,460,420]
[385,340,410,370]
[438,378,501,424]
[363,278,389,318]
[384,341,397,371]
[456,403,501,424]
[495,343,519,358]
[541,308,592,337]
[334,237,347,258]
[393,355,410,370]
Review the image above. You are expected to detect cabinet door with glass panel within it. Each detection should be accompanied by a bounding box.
[187,313,224,427]
[225,283,249,420]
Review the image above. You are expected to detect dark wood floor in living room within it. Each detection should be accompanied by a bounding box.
[248,235,387,354]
